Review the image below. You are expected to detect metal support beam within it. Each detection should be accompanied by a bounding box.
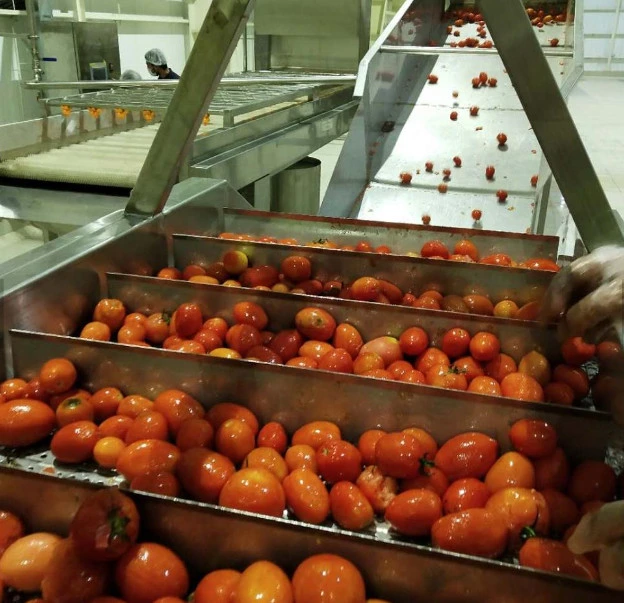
[380,45,574,58]
[25,0,43,82]
[124,0,256,217]
[478,0,624,251]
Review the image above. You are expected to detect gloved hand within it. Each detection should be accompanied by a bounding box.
[567,501,624,590]
[541,245,624,343]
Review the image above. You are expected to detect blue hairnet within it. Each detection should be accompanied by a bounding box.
[145,48,167,66]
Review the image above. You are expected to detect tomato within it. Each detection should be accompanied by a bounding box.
[0,511,24,558]
[117,323,147,345]
[299,341,334,363]
[232,301,269,331]
[0,378,28,401]
[454,240,479,261]
[469,332,500,362]
[317,440,362,484]
[332,323,364,359]
[294,308,337,341]
[93,298,126,331]
[543,382,575,405]
[280,255,312,283]
[412,296,441,311]
[233,561,293,603]
[80,321,111,341]
[541,489,580,535]
[170,303,203,339]
[292,421,341,450]
[192,329,222,353]
[500,373,544,402]
[219,468,286,517]
[203,317,229,339]
[349,277,381,302]
[356,466,398,514]
[291,554,366,603]
[509,419,557,459]
[426,364,468,390]
[116,439,180,481]
[90,387,123,421]
[561,337,596,366]
[385,488,442,536]
[94,436,126,469]
[375,432,423,479]
[285,444,317,473]
[421,240,450,259]
[283,468,330,524]
[223,250,249,275]
[400,428,437,460]
[214,418,255,464]
[41,538,108,603]
[353,352,385,375]
[534,447,570,491]
[415,349,450,374]
[0,399,55,447]
[0,532,61,592]
[330,481,374,531]
[378,279,403,304]
[493,300,519,318]
[130,472,180,498]
[358,429,386,465]
[453,356,484,383]
[125,411,169,444]
[256,421,287,455]
[22,378,50,403]
[115,542,189,603]
[552,365,590,399]
[225,324,262,355]
[518,538,598,581]
[442,478,491,514]
[175,418,214,451]
[118,395,154,419]
[518,351,551,387]
[98,415,133,440]
[485,487,550,550]
[125,312,147,326]
[206,403,259,435]
[183,264,206,280]
[401,465,449,497]
[360,337,403,366]
[176,448,234,502]
[398,369,426,384]
[194,569,241,603]
[318,349,354,373]
[39,358,77,394]
[515,301,541,321]
[240,266,280,288]
[269,330,304,362]
[467,376,501,396]
[434,432,498,481]
[243,447,288,482]
[50,420,98,464]
[567,461,616,504]
[484,451,535,492]
[432,509,507,558]
[387,360,412,380]
[480,253,511,267]
[441,328,471,359]
[463,295,494,316]
[153,389,204,436]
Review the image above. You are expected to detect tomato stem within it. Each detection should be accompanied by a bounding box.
[95,507,130,550]
[419,455,436,475]
[520,526,537,541]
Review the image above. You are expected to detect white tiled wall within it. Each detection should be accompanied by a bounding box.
[584,0,624,73]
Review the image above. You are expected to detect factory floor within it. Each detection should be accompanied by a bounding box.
[1,75,623,267]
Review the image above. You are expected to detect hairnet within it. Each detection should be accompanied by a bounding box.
[121,69,142,81]
[144,48,167,66]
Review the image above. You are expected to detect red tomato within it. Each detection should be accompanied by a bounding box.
[283,468,330,524]
[175,418,214,451]
[518,538,598,581]
[257,421,288,454]
[385,489,443,536]
[176,448,234,503]
[193,329,223,353]
[415,349,450,374]
[281,256,312,283]
[125,411,169,444]
[152,389,204,436]
[318,349,354,373]
[561,337,596,366]
[533,447,570,491]
[90,387,124,422]
[330,481,374,531]
[541,489,580,535]
[484,353,517,382]
[567,461,617,504]
[401,465,449,497]
[421,240,450,259]
[295,308,337,341]
[387,360,413,379]
[442,478,491,514]
[353,352,384,375]
[552,365,590,399]
[0,400,56,447]
[432,509,507,558]
[225,324,262,355]
[426,364,468,390]
[509,419,557,459]
[375,432,423,479]
[171,303,203,338]
[116,440,181,481]
[93,299,126,332]
[434,432,498,481]
[70,489,139,561]
[441,328,471,359]
[115,543,189,603]
[50,420,99,464]
[350,277,381,302]
[220,467,286,518]
[333,324,364,359]
[359,337,403,366]
[130,472,180,498]
[206,403,259,435]
[469,332,500,362]
[232,301,269,331]
[316,440,362,484]
[292,421,341,450]
[484,451,535,492]
[453,356,484,383]
[118,395,154,419]
[269,330,305,362]
[356,465,398,514]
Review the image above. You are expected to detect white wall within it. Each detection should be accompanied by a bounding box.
[583,0,624,74]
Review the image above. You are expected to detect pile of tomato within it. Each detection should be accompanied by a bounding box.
[0,357,621,585]
[70,296,607,405]
[0,488,383,603]
[443,5,569,29]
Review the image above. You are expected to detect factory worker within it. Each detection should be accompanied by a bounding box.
[542,245,624,590]
[144,48,180,80]
[121,69,142,81]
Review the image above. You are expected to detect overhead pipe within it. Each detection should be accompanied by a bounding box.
[25,0,43,82]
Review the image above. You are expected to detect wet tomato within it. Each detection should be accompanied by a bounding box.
[115,542,189,603]
[552,365,590,399]
[215,418,255,464]
[426,364,468,390]
[333,323,364,359]
[243,447,288,482]
[93,436,126,469]
[281,256,312,283]
[441,328,471,359]
[356,465,398,514]
[318,349,354,373]
[0,511,24,557]
[453,356,484,383]
[467,376,501,396]
[240,266,280,289]
[469,332,500,362]
[518,537,598,581]
[541,489,580,535]
[194,569,241,603]
[270,330,305,362]
[434,432,498,481]
[233,561,292,603]
[70,488,139,562]
[533,447,570,491]
[295,307,337,341]
[454,240,478,261]
[509,419,557,459]
[500,373,544,402]
[402,427,438,459]
[415,348,450,374]
[90,387,123,421]
[93,299,126,331]
[484,451,535,492]
[398,369,427,384]
[350,277,381,302]
[51,420,99,464]
[544,382,575,405]
[330,481,374,531]
[432,509,507,558]
[125,411,169,444]
[206,402,259,435]
[257,421,288,454]
[401,465,449,497]
[98,415,133,440]
[0,378,28,401]
[203,317,229,339]
[359,337,402,366]
[285,444,318,473]
[421,240,450,260]
[567,461,616,504]
[219,468,286,517]
[117,395,154,419]
[225,324,262,355]
[193,329,223,353]
[299,341,334,363]
[442,478,491,514]
[152,389,204,436]
[232,301,269,331]
[39,358,77,395]
[80,321,111,341]
[387,360,413,380]
[291,554,366,603]
[375,432,423,479]
[385,489,442,536]
[292,421,341,450]
[116,439,181,481]
[317,440,362,484]
[175,418,214,451]
[176,448,234,503]
[561,337,596,366]
[171,303,203,338]
[0,400,56,447]
[353,353,384,375]
[130,472,180,498]
[518,351,551,387]
[283,468,330,524]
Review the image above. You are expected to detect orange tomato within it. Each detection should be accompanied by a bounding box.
[518,537,598,581]
[225,324,262,355]
[521,258,560,272]
[333,323,364,358]
[0,378,28,402]
[518,351,551,386]
[175,418,214,451]
[233,561,292,603]
[0,511,24,557]
[318,349,354,373]
[402,427,438,459]
[145,313,172,345]
[401,466,449,497]
[353,352,385,375]
[90,387,123,421]
[426,364,468,390]
[435,432,498,481]
[219,468,286,517]
[467,376,501,396]
[480,253,512,267]
[194,569,241,603]
[97,415,133,440]
[281,256,312,283]
[295,307,337,341]
[398,369,426,384]
[421,240,450,259]
[93,436,126,469]
[441,328,471,359]
[0,400,56,447]
[50,420,99,464]
[39,358,77,395]
[484,353,517,383]
[215,419,255,464]
[493,300,519,318]
[415,348,450,374]
[257,421,288,455]
[291,554,366,603]
[206,402,259,435]
[454,239,479,261]
[283,468,330,524]
[93,299,126,331]
[117,395,154,419]
[243,447,288,482]
[452,356,484,383]
[509,419,557,459]
[299,341,334,363]
[232,301,269,331]
[385,488,442,536]
[350,277,381,302]
[469,332,500,362]
[125,411,169,444]
[203,317,229,339]
[157,267,182,280]
[356,465,398,514]
[442,478,491,514]
[116,439,181,481]
[285,444,318,473]
[484,451,535,492]
[292,421,341,450]
[330,481,374,531]
[80,321,111,341]
[375,432,423,479]
[500,373,544,402]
